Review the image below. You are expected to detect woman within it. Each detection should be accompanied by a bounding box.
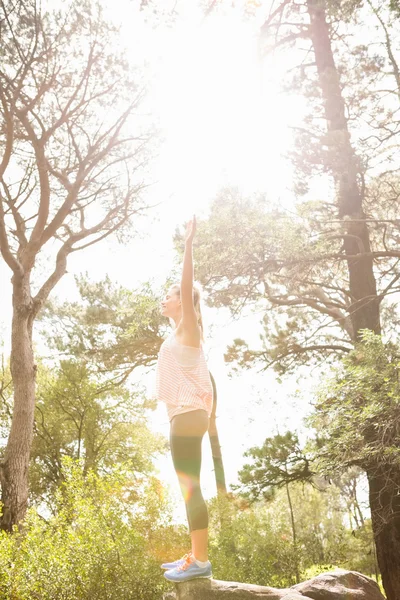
[156,215,213,583]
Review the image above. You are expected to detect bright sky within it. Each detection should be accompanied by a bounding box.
[0,0,319,522]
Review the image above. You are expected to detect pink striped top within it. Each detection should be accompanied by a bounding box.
[155,332,213,421]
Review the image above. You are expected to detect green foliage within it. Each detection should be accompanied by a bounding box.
[237,432,313,501]
[183,189,318,314]
[390,0,400,17]
[208,485,377,587]
[24,275,171,504]
[186,0,400,383]
[207,494,301,587]
[0,528,13,598]
[311,330,400,473]
[30,360,167,504]
[0,459,185,600]
[187,190,355,376]
[40,276,166,380]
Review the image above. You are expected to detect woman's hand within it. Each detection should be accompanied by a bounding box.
[185,215,196,245]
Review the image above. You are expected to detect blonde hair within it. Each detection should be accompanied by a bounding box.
[170,283,204,340]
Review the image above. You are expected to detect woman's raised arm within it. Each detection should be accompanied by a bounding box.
[180,216,200,338]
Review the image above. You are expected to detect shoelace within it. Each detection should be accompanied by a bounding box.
[180,552,192,562]
[176,554,194,572]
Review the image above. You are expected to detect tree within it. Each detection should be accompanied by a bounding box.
[333,468,366,531]
[311,331,400,518]
[258,3,400,593]
[41,276,166,386]
[188,0,400,593]
[208,479,376,586]
[0,0,154,530]
[0,459,184,600]
[40,275,229,498]
[237,431,313,583]
[0,276,169,502]
[207,492,300,588]
[30,360,167,505]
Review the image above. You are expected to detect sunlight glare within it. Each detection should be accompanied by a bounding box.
[150,15,293,214]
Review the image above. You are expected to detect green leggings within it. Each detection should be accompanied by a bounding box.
[170,409,209,532]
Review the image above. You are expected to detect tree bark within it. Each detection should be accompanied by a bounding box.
[307,0,381,341]
[285,480,300,584]
[306,1,400,597]
[0,272,35,531]
[367,466,400,600]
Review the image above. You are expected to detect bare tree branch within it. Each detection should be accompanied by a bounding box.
[256,343,352,373]
[266,288,353,337]
[0,179,28,246]
[0,90,14,181]
[261,0,292,34]
[0,197,23,274]
[367,0,400,101]
[15,110,50,260]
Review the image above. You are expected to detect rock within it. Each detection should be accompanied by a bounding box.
[163,570,386,600]
[292,569,385,600]
[164,577,312,599]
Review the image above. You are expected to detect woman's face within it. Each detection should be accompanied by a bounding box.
[160,287,181,319]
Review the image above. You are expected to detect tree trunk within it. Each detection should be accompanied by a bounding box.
[285,480,300,584]
[0,273,35,531]
[306,1,399,596]
[368,466,400,600]
[307,0,381,340]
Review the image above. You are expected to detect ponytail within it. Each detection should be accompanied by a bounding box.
[194,290,204,340]
[192,284,204,340]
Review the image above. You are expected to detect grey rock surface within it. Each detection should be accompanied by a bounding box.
[292,570,385,600]
[163,570,386,600]
[164,577,311,599]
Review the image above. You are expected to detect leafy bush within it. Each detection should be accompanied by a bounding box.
[207,494,301,587]
[0,459,187,600]
[207,486,377,588]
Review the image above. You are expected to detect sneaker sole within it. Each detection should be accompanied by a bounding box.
[164,573,213,582]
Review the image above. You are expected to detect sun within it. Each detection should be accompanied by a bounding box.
[118,4,302,217]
